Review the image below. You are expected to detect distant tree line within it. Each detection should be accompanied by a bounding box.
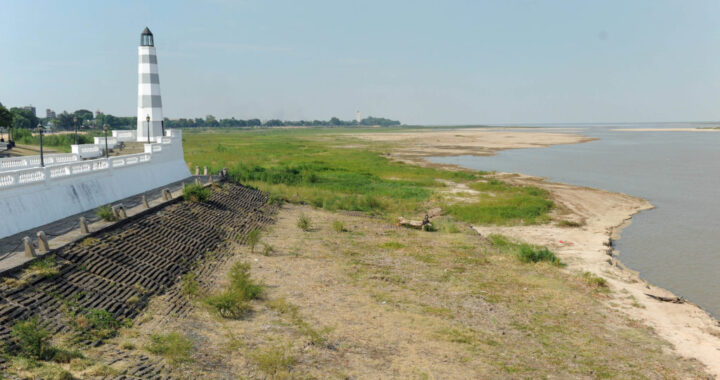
[0,101,401,139]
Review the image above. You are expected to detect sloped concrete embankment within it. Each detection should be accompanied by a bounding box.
[0,182,275,349]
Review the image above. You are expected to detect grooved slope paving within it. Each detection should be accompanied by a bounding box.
[0,182,274,348]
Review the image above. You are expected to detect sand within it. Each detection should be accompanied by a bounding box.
[357,128,720,377]
[350,128,596,165]
[613,128,720,132]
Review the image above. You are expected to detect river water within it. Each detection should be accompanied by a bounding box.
[429,124,720,318]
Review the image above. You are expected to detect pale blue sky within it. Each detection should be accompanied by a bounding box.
[1,0,719,124]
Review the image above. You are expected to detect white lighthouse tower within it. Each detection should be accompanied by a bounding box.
[137,27,163,142]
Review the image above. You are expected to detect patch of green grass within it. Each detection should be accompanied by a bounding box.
[250,343,297,377]
[70,308,122,341]
[26,255,60,278]
[182,128,553,225]
[488,234,563,266]
[297,214,312,231]
[582,272,609,292]
[267,298,332,345]
[332,219,347,233]
[379,241,405,250]
[96,204,117,221]
[183,183,212,202]
[145,332,193,364]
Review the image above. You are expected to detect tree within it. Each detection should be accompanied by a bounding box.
[0,102,12,128]
[9,107,39,130]
[329,117,341,126]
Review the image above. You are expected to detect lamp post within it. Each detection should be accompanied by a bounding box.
[37,124,44,167]
[161,120,164,137]
[146,115,151,143]
[103,124,109,159]
[73,116,79,145]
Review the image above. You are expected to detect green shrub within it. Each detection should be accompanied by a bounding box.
[145,332,193,364]
[489,234,563,266]
[582,272,609,291]
[297,214,312,231]
[261,243,274,256]
[332,220,347,233]
[517,246,561,265]
[228,262,263,300]
[204,262,262,319]
[183,183,212,202]
[247,229,261,252]
[181,272,200,297]
[204,291,252,319]
[557,220,582,228]
[96,204,117,221]
[11,317,54,360]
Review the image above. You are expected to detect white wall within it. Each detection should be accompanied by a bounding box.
[0,130,191,239]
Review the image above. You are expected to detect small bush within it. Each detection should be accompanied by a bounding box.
[297,214,312,231]
[181,272,200,298]
[183,183,212,202]
[582,272,609,291]
[517,246,562,265]
[204,291,252,319]
[261,243,274,256]
[228,262,263,300]
[247,229,261,252]
[557,220,582,228]
[96,204,117,221]
[145,332,193,364]
[11,317,54,360]
[332,220,347,233]
[204,262,262,319]
[50,348,83,363]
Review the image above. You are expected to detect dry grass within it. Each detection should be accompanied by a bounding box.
[105,205,708,379]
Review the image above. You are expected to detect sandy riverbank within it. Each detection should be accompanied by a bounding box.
[355,128,720,377]
[350,128,596,165]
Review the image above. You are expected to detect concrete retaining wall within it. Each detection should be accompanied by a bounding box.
[0,129,190,239]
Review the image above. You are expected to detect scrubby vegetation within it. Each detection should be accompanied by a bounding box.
[145,332,194,364]
[488,234,563,266]
[297,214,312,231]
[203,262,263,319]
[96,204,117,221]
[183,183,212,202]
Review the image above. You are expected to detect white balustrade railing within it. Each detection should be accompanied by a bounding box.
[93,137,119,149]
[0,152,153,190]
[0,154,79,172]
[0,129,179,191]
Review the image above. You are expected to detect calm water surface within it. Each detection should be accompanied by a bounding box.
[429,124,720,318]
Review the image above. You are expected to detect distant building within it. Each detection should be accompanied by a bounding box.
[23,105,36,117]
[46,109,56,118]
[95,109,103,118]
[356,110,361,123]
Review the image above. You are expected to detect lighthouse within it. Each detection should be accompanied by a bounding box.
[137,27,163,142]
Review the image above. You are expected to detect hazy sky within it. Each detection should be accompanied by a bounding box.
[2,0,720,124]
